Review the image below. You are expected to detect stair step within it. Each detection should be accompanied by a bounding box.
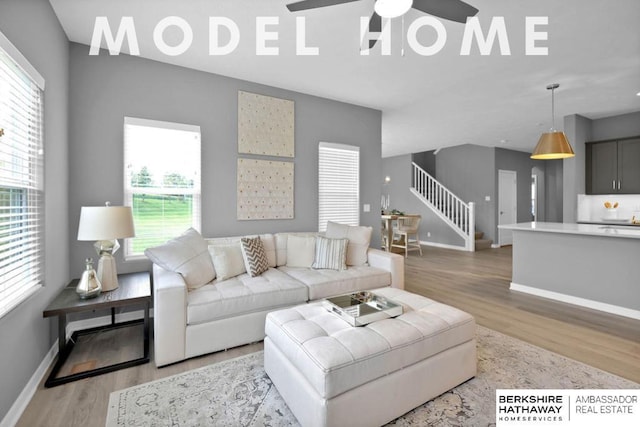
[475,239,493,251]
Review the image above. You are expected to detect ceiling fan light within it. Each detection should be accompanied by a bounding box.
[530,131,575,159]
[374,0,413,19]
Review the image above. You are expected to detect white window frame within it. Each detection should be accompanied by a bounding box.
[318,142,360,232]
[0,30,45,318]
[123,117,201,260]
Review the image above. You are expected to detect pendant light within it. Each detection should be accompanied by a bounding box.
[531,83,575,160]
[375,0,413,19]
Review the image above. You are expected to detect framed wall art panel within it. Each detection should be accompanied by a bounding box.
[238,91,295,157]
[237,158,294,220]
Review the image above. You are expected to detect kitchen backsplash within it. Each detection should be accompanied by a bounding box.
[577,194,640,223]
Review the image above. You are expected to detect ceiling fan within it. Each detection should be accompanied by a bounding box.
[286,0,479,47]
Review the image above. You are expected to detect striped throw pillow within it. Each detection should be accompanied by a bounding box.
[312,236,348,271]
[240,237,269,277]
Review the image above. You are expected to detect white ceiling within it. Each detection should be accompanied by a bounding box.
[49,0,640,157]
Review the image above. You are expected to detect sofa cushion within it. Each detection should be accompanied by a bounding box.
[278,265,391,300]
[286,235,316,268]
[207,234,276,268]
[275,232,319,266]
[264,287,476,400]
[187,268,309,325]
[325,221,372,266]
[209,243,246,281]
[240,236,269,277]
[312,236,348,271]
[144,228,215,290]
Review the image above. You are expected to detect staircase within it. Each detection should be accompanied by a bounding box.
[410,162,476,251]
[474,231,493,251]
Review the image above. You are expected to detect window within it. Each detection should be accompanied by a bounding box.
[124,117,201,259]
[318,142,360,232]
[0,31,45,318]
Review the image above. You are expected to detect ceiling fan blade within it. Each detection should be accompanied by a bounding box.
[368,12,382,48]
[412,0,479,23]
[286,0,360,12]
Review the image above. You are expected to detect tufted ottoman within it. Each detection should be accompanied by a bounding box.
[264,287,477,427]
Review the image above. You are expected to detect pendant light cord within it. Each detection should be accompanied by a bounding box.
[547,83,559,131]
[551,86,555,131]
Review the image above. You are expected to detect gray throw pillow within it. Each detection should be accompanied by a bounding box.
[312,236,348,271]
[240,236,270,277]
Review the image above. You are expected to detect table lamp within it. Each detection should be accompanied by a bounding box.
[77,203,135,292]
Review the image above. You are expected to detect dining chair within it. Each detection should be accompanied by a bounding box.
[391,215,423,258]
[381,219,390,251]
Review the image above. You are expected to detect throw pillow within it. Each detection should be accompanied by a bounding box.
[144,228,215,291]
[286,235,316,268]
[209,244,246,281]
[325,221,372,266]
[312,236,348,271]
[240,236,270,277]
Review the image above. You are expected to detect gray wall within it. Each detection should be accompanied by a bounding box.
[436,145,497,242]
[591,111,640,141]
[563,114,592,222]
[544,159,564,221]
[68,43,382,277]
[411,151,436,176]
[382,155,464,247]
[0,0,69,420]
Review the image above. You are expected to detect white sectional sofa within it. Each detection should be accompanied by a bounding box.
[149,229,404,367]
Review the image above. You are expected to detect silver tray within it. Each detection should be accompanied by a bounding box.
[323,291,403,327]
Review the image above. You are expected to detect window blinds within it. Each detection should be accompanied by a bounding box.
[123,117,201,258]
[0,33,45,318]
[318,142,360,232]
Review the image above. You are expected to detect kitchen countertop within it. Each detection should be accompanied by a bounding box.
[577,220,640,226]
[499,221,640,239]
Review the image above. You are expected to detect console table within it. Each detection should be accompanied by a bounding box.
[43,271,151,387]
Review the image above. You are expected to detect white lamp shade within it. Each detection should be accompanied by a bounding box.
[77,206,135,241]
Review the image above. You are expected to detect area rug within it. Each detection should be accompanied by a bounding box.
[106,326,638,426]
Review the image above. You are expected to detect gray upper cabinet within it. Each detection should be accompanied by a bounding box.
[586,137,640,194]
[617,138,640,193]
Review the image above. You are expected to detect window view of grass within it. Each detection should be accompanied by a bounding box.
[131,194,193,254]
[124,119,201,258]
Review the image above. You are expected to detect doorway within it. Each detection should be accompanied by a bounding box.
[498,170,517,246]
[531,174,537,221]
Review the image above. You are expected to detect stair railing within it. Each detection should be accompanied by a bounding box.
[411,162,475,251]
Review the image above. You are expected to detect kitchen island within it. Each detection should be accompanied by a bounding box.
[499,222,640,320]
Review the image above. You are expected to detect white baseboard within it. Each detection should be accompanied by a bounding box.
[1,309,151,427]
[491,243,501,249]
[420,240,467,251]
[0,342,57,427]
[510,282,640,320]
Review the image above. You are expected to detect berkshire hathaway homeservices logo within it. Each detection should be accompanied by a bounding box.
[88,15,551,57]
[496,389,640,426]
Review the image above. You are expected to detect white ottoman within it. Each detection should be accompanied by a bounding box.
[264,288,477,427]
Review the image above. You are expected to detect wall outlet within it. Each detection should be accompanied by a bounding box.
[363,204,370,212]
[427,232,431,237]
[485,196,491,202]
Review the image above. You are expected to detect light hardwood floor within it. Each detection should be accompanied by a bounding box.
[17,246,640,426]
